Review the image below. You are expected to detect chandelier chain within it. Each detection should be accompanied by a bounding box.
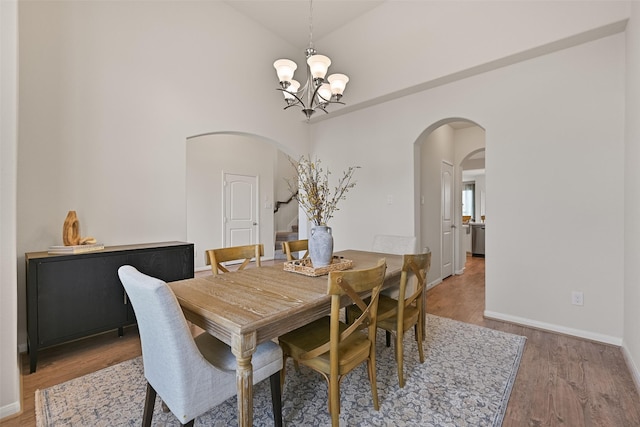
[308,0,314,49]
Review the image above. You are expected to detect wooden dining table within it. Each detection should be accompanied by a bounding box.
[168,249,404,427]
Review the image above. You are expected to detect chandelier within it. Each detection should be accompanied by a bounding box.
[273,0,349,120]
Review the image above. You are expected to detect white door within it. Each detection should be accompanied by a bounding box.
[223,173,259,248]
[441,161,454,279]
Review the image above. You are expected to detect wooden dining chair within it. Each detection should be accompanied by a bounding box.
[282,239,309,261]
[347,252,431,388]
[370,234,422,346]
[278,259,387,427]
[205,243,264,275]
[117,265,283,427]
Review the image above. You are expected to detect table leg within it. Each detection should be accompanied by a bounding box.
[235,354,253,427]
[232,332,257,427]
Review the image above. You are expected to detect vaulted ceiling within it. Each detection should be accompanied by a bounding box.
[224,1,385,50]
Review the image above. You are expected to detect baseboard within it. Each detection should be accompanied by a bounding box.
[426,278,442,290]
[18,343,27,353]
[622,342,640,394]
[0,401,21,421]
[484,310,623,346]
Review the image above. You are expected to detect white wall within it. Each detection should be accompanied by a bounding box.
[624,1,640,389]
[16,1,310,351]
[319,1,630,116]
[312,33,626,345]
[0,0,20,418]
[484,34,625,344]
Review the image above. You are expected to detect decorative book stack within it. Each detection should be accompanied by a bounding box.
[48,243,105,255]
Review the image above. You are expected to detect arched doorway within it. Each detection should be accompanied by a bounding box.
[186,132,298,271]
[415,118,485,286]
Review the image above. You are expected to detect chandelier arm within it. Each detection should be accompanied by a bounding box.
[309,83,323,106]
[276,88,305,108]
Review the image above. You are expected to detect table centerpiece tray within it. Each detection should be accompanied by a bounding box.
[283,257,353,277]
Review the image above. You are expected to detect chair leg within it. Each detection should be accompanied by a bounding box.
[329,371,341,427]
[270,372,283,427]
[417,320,425,364]
[386,330,391,347]
[368,356,380,411]
[142,382,156,427]
[280,354,288,390]
[397,329,405,388]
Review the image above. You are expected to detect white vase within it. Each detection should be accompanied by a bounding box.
[309,225,334,267]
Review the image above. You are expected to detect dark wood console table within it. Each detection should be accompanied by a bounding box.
[25,241,194,373]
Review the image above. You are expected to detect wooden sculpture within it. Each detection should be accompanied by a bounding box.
[63,211,96,246]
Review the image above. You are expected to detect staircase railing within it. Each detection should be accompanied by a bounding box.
[274,191,298,213]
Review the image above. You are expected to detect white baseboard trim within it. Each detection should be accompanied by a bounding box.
[484,310,623,346]
[0,401,21,420]
[426,278,443,290]
[622,342,640,394]
[18,343,27,353]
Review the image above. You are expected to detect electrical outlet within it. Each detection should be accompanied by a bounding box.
[571,291,584,306]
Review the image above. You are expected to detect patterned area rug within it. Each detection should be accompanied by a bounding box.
[36,314,525,426]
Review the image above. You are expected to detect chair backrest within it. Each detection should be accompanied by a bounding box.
[282,239,309,261]
[117,265,215,419]
[205,243,264,275]
[302,259,387,362]
[396,252,431,314]
[371,234,417,255]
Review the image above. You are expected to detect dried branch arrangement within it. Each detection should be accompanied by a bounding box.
[288,156,360,226]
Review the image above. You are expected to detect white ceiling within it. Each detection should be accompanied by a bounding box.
[224,0,385,50]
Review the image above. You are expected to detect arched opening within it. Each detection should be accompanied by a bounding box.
[186,132,299,271]
[414,118,485,288]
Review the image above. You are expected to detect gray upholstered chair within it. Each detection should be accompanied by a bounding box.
[371,235,419,300]
[117,265,283,427]
[371,234,418,257]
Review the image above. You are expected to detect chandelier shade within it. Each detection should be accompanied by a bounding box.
[273,0,349,120]
[274,59,297,84]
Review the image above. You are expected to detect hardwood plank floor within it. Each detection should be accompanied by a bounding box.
[427,256,640,427]
[2,256,639,426]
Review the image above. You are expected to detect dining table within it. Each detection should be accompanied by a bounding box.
[168,249,404,427]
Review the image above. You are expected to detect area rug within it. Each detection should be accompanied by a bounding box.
[36,314,525,426]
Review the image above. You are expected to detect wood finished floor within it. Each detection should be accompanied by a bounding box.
[2,256,639,426]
